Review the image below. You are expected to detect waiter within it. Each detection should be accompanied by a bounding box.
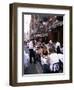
[28,40,36,64]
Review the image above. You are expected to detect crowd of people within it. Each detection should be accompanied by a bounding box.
[24,39,63,73]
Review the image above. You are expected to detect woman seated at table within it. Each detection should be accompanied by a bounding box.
[41,47,49,73]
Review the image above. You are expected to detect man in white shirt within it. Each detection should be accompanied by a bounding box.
[55,41,61,53]
[55,41,60,48]
[28,40,36,63]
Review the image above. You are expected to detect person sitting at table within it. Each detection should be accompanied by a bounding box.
[48,47,60,73]
[41,47,49,73]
